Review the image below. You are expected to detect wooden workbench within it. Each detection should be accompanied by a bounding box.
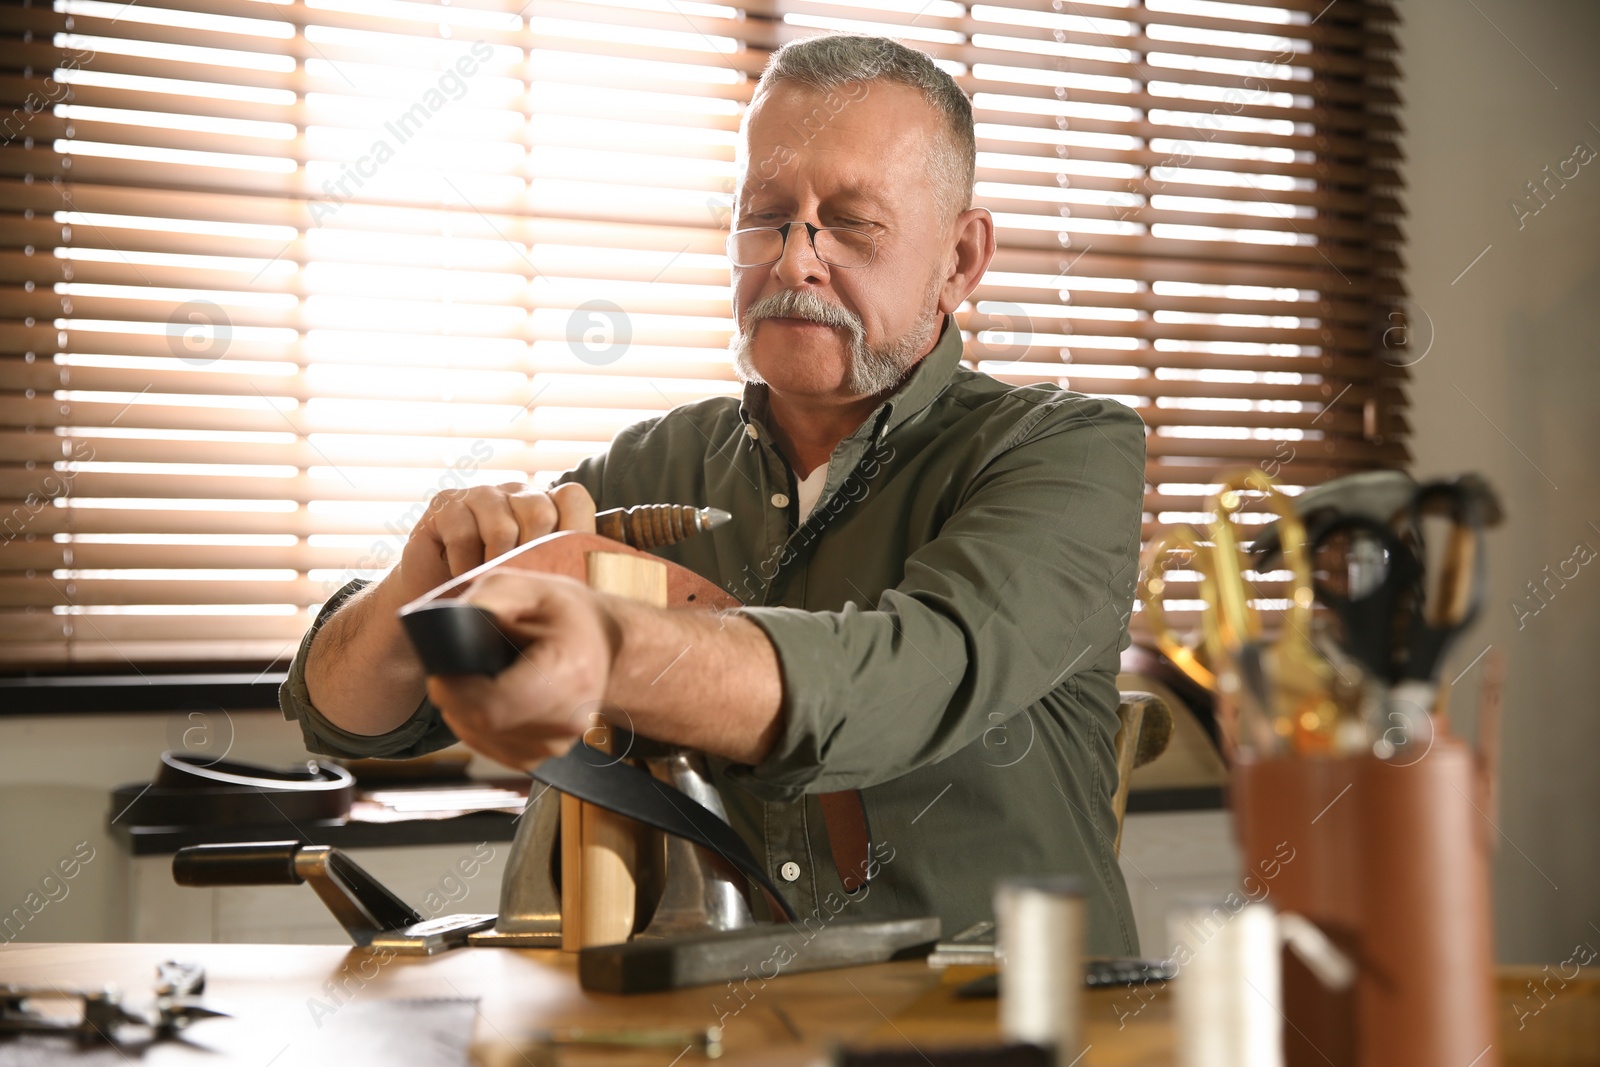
[1,942,1595,1065]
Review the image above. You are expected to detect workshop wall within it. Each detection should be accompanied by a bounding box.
[0,711,314,944]
[1400,0,1600,964]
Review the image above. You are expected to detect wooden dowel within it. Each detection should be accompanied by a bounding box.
[559,550,668,950]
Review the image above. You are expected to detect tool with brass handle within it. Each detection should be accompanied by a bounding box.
[1138,470,1337,756]
[1137,524,1224,692]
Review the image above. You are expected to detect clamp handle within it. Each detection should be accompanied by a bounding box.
[173,841,422,946]
[172,840,302,887]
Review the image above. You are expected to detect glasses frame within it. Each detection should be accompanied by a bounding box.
[726,221,877,269]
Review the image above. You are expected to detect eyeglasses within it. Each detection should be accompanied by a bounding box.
[726,222,876,269]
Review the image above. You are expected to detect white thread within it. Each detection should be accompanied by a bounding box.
[996,876,1084,1062]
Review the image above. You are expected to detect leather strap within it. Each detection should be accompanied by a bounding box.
[819,789,872,893]
[531,742,798,922]
[113,752,355,827]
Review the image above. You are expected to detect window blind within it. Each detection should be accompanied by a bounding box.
[0,0,1404,668]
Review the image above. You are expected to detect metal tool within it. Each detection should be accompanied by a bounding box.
[1139,470,1338,755]
[928,919,998,967]
[1299,478,1490,755]
[596,503,732,550]
[638,746,755,939]
[1,961,227,1044]
[468,743,757,948]
[578,915,940,993]
[526,1024,724,1059]
[468,783,564,947]
[172,841,494,953]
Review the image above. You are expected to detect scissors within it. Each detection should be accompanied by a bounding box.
[1138,523,1223,692]
[1290,478,1489,754]
[1,961,225,1045]
[1139,469,1338,756]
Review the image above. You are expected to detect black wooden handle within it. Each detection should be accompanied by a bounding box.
[172,841,304,887]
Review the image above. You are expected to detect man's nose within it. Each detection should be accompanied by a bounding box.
[773,222,829,287]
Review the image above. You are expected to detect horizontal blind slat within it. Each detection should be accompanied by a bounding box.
[0,0,1407,666]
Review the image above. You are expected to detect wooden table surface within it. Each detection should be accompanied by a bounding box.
[1,942,1595,1066]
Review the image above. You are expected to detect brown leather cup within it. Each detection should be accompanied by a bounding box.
[1232,737,1497,1067]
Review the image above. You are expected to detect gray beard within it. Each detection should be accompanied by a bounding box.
[731,287,942,396]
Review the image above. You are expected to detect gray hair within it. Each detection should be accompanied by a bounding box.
[751,34,976,219]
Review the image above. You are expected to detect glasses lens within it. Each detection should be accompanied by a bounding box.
[728,228,782,267]
[727,226,875,268]
[814,228,873,268]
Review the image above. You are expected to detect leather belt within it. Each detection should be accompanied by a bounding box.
[819,790,873,893]
[110,751,355,828]
[531,742,798,922]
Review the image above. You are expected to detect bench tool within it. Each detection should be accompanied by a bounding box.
[399,509,941,985]
[172,840,495,953]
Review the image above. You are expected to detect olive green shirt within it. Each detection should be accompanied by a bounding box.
[281,315,1147,955]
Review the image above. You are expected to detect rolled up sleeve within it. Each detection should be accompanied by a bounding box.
[279,579,459,759]
[730,396,1146,798]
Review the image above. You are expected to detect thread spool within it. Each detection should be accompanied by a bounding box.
[995,875,1084,1062]
[1170,899,1283,1067]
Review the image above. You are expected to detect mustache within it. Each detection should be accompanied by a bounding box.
[742,289,865,338]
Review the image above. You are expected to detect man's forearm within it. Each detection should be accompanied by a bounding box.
[602,599,785,765]
[304,577,429,736]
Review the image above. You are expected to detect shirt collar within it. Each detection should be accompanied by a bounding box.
[738,313,964,442]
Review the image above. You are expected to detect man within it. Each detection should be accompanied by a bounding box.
[282,34,1147,955]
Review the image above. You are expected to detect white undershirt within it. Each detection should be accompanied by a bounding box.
[795,463,829,522]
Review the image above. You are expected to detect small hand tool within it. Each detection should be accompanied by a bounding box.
[0,961,227,1044]
[1304,478,1490,755]
[172,840,494,952]
[596,503,732,550]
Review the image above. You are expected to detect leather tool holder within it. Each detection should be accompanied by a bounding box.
[1230,736,1498,1067]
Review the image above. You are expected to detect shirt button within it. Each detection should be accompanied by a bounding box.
[780,861,801,883]
[771,493,790,509]
[746,424,759,440]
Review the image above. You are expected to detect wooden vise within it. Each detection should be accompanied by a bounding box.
[401,527,748,950]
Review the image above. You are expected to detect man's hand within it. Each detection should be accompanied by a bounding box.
[425,570,788,769]
[304,481,596,738]
[425,570,621,770]
[395,481,597,603]
[307,476,785,767]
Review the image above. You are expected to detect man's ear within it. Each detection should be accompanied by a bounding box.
[938,207,997,315]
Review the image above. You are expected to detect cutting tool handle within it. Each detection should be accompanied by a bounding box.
[172,840,304,887]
